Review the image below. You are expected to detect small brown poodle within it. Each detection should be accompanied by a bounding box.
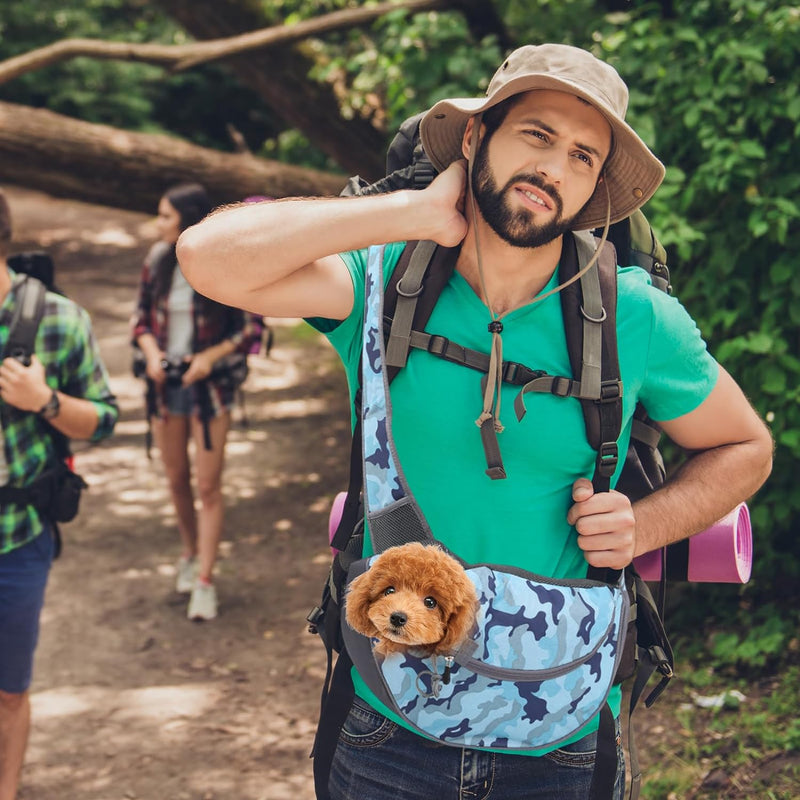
[345,542,478,656]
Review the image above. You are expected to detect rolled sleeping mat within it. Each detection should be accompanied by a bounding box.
[633,502,752,583]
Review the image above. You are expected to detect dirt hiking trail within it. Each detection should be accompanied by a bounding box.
[8,185,349,800]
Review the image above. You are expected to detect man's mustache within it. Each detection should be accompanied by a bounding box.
[504,173,563,215]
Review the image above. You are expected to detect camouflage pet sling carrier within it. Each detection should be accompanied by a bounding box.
[343,238,630,746]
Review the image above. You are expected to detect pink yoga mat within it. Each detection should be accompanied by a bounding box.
[634,502,752,583]
[328,491,348,553]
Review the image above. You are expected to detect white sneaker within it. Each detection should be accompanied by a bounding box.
[187,580,218,621]
[175,556,198,594]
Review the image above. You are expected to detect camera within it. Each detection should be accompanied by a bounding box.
[161,358,190,385]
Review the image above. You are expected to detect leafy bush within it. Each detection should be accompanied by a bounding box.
[590,0,800,596]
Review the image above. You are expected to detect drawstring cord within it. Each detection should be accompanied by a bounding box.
[465,116,613,453]
[468,116,506,433]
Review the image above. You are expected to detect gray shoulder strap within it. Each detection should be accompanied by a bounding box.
[385,240,437,368]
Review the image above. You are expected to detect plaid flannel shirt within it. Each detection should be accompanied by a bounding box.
[131,243,260,417]
[0,272,118,554]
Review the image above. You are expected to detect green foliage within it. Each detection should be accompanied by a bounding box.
[0,0,281,151]
[590,0,800,594]
[308,7,503,131]
[707,609,795,672]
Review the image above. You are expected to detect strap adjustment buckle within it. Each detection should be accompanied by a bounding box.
[599,380,622,402]
[597,442,619,476]
[426,335,449,356]
[551,376,574,398]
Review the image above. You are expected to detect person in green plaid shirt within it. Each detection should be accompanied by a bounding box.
[0,189,118,800]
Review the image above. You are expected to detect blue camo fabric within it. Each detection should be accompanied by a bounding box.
[362,249,406,511]
[348,243,630,750]
[369,561,627,750]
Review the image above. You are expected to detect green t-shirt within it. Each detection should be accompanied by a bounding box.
[310,241,718,753]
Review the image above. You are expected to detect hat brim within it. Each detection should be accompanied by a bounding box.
[420,75,665,231]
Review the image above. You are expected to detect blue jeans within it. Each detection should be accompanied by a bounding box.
[329,698,625,800]
[0,525,55,693]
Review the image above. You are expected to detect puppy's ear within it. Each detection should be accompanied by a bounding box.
[344,571,379,637]
[435,578,478,653]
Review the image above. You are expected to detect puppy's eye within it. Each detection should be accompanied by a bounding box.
[424,596,438,609]
[383,586,396,596]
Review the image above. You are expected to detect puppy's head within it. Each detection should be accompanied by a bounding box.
[345,542,478,655]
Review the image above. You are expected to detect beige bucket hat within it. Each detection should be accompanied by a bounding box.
[420,43,665,231]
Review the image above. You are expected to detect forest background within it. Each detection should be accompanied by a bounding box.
[1,1,799,797]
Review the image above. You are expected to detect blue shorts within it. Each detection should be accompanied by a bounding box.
[0,525,55,693]
[164,382,193,416]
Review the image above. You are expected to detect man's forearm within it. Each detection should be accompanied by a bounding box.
[631,438,772,557]
[177,192,420,303]
[176,161,468,317]
[47,393,100,440]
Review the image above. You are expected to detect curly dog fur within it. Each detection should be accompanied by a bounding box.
[345,542,478,656]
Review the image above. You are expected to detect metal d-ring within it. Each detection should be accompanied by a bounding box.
[580,305,607,323]
[395,279,424,298]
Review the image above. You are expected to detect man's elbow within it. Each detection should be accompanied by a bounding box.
[752,421,774,489]
[176,227,207,294]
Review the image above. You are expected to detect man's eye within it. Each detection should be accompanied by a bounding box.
[525,129,547,141]
[383,586,396,596]
[574,152,593,166]
[424,596,438,609]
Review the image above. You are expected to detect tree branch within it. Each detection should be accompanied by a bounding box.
[0,0,448,85]
[0,101,346,213]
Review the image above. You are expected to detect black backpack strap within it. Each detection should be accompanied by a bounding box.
[311,646,354,800]
[3,276,46,366]
[588,702,619,799]
[627,209,670,293]
[559,232,622,495]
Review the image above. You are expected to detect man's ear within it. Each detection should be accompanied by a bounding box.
[461,117,483,160]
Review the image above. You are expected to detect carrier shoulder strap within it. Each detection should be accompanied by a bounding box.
[329,241,457,553]
[3,275,47,367]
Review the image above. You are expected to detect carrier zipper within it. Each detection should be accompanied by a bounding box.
[454,618,614,683]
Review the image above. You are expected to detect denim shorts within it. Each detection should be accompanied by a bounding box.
[0,525,55,693]
[164,382,193,416]
[328,697,625,800]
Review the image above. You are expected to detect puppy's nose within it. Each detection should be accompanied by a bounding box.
[390,611,407,628]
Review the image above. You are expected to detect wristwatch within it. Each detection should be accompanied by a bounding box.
[38,389,60,420]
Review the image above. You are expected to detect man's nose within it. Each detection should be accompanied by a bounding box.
[533,149,565,184]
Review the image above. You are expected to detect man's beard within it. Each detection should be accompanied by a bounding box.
[471,141,582,249]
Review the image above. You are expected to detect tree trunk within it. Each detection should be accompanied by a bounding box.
[156,0,390,181]
[0,101,346,214]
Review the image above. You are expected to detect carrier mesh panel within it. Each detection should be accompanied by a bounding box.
[369,499,434,552]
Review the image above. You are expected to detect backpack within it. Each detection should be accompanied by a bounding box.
[308,115,675,800]
[0,252,89,557]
